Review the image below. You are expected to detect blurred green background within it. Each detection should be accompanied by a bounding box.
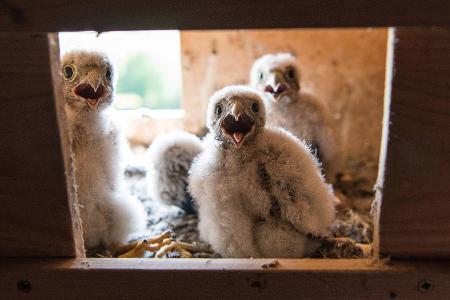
[59,31,182,110]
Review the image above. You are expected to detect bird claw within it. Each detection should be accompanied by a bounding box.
[155,240,197,258]
[315,237,371,258]
[114,230,175,258]
[103,230,210,259]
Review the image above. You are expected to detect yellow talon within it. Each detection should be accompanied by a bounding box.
[104,230,208,259]
[118,239,150,258]
[155,241,196,258]
[114,230,176,258]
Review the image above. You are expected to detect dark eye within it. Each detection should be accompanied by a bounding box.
[286,68,296,79]
[63,64,76,80]
[105,67,112,81]
[215,104,222,116]
[259,72,264,81]
[251,102,259,113]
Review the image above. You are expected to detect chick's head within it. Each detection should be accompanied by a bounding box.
[61,50,115,112]
[250,53,300,105]
[207,85,266,149]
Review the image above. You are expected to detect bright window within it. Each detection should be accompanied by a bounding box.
[59,31,183,110]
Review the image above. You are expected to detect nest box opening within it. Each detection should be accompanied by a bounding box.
[57,28,388,260]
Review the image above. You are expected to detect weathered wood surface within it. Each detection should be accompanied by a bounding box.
[0,33,82,257]
[377,27,450,258]
[1,258,449,299]
[48,33,85,257]
[0,1,449,31]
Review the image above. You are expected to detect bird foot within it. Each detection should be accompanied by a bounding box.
[155,240,193,258]
[315,237,372,258]
[112,230,211,258]
[114,230,175,258]
[155,240,207,258]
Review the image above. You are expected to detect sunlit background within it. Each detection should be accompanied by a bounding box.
[59,31,183,111]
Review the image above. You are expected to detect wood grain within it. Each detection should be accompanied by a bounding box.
[0,1,449,31]
[0,33,80,257]
[48,33,85,257]
[377,27,450,258]
[1,258,449,299]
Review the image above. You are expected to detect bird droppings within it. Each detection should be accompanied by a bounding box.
[261,259,278,269]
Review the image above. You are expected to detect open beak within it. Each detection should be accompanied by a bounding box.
[72,71,106,109]
[263,73,289,102]
[220,102,255,148]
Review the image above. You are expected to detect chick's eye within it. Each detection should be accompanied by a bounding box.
[63,65,76,80]
[215,104,222,116]
[105,67,112,81]
[251,102,259,113]
[286,68,296,79]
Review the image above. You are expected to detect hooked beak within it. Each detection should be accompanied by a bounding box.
[72,70,106,110]
[220,101,255,148]
[263,73,289,102]
[230,102,244,121]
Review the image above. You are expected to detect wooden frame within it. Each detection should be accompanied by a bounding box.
[0,1,449,298]
[375,27,450,259]
[2,259,450,299]
[0,1,449,31]
[0,32,83,258]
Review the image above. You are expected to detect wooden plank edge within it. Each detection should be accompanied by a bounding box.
[372,27,396,259]
[0,1,450,31]
[1,258,449,299]
[3,258,383,271]
[2,257,450,272]
[47,33,85,258]
[376,26,450,258]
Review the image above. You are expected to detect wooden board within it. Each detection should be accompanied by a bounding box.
[0,33,82,257]
[48,33,85,257]
[0,1,449,31]
[1,258,449,299]
[377,27,450,258]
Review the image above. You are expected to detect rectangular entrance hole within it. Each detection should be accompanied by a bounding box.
[57,28,387,259]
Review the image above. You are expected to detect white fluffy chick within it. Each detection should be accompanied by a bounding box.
[250,53,342,181]
[146,131,203,214]
[189,85,335,258]
[62,50,146,250]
